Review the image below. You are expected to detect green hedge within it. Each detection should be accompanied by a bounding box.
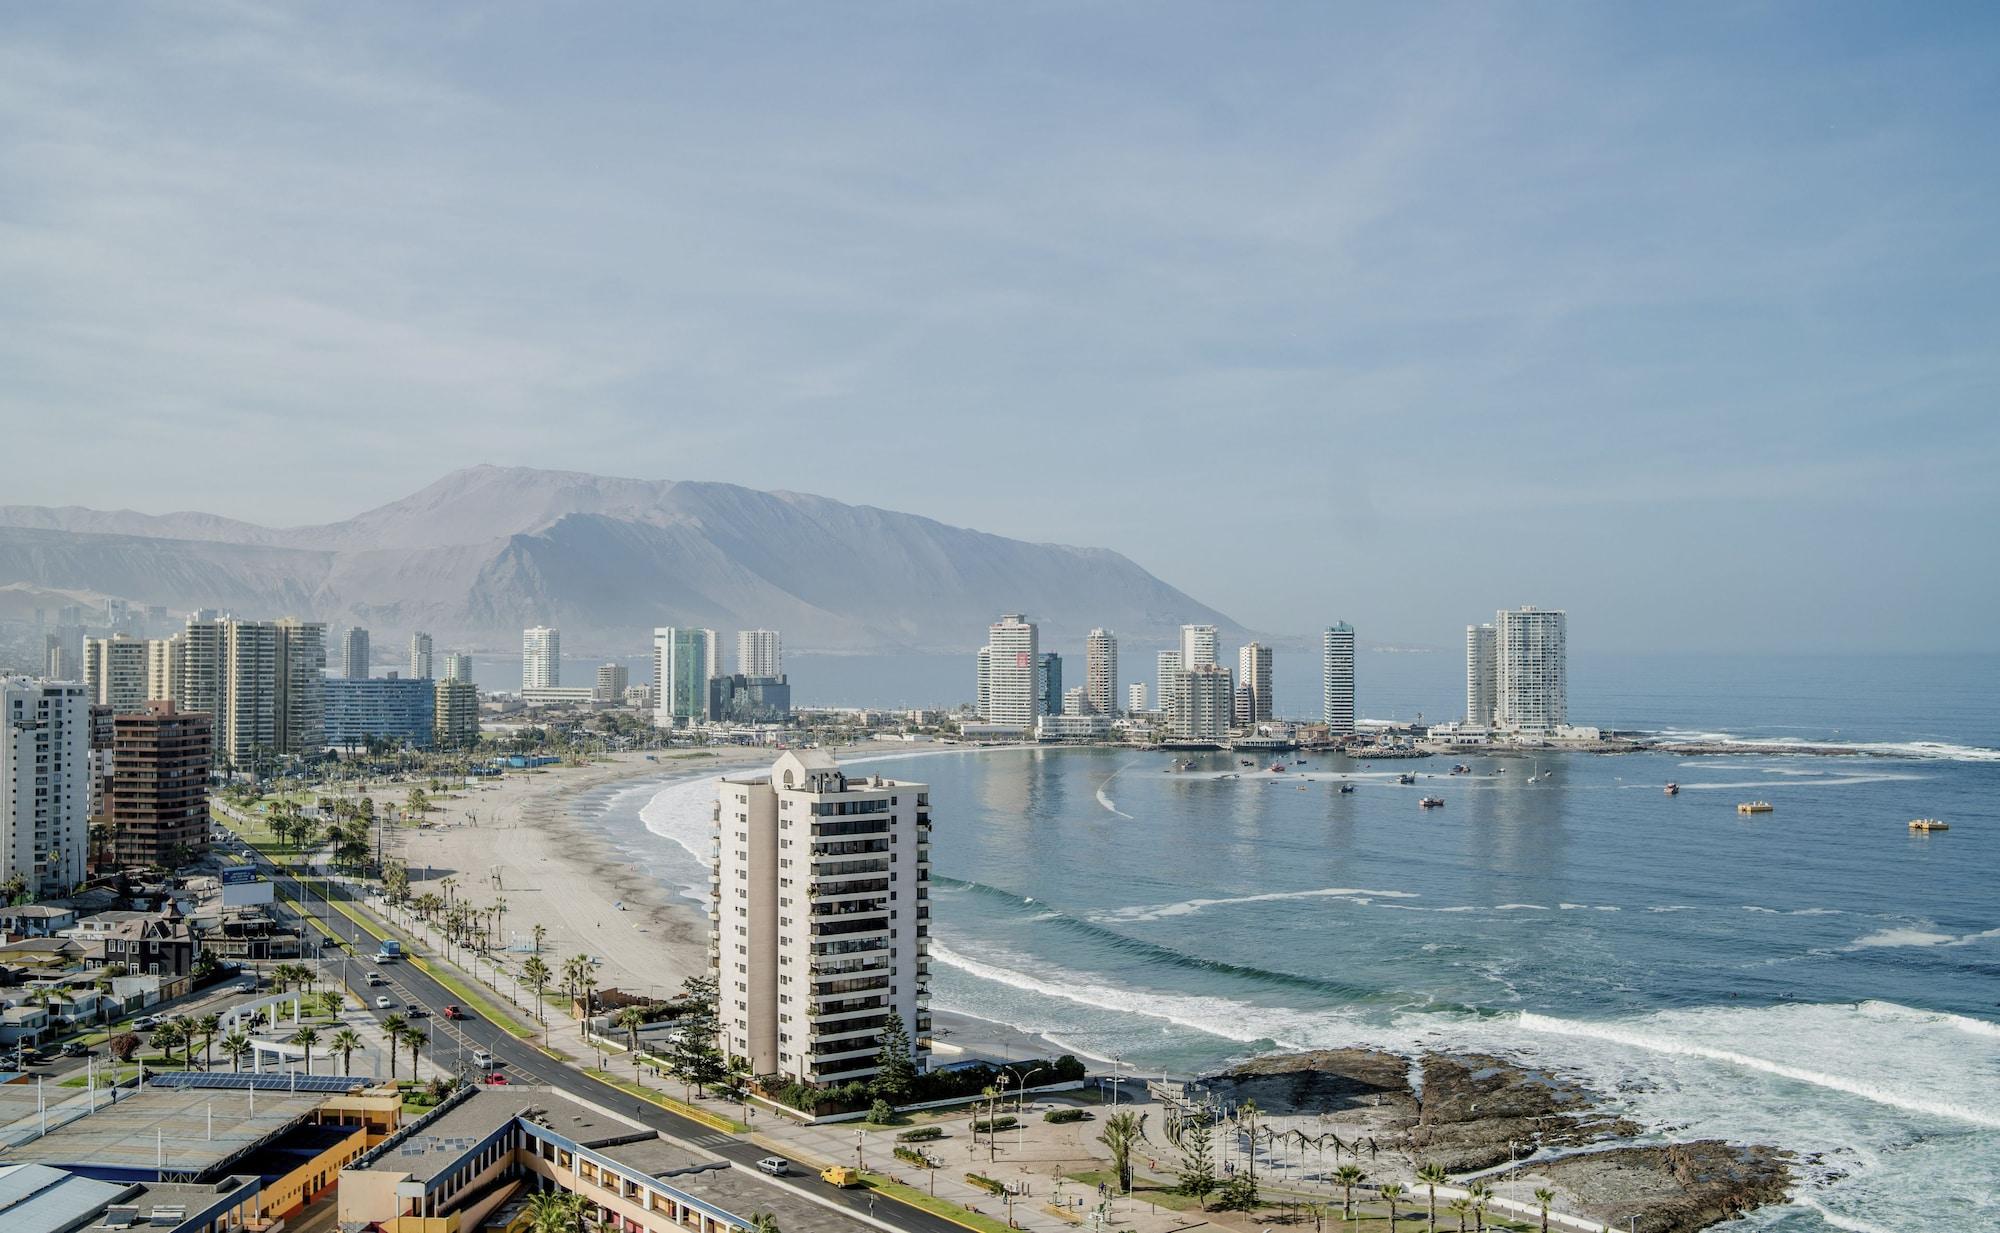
[896,1126,946,1142]
[1043,1107,1091,1124]
[894,1146,934,1168]
[965,1173,1009,1196]
[970,1115,1018,1133]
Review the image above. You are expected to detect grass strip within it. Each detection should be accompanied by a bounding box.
[583,1068,748,1133]
[859,1173,1016,1233]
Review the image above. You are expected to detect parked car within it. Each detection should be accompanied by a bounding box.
[484,1073,509,1085]
[132,1015,163,1030]
[756,1157,790,1177]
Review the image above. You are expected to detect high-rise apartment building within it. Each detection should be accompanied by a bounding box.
[522,627,560,690]
[440,652,473,684]
[153,616,325,766]
[1157,650,1184,730]
[434,680,480,749]
[409,632,434,681]
[1237,642,1273,723]
[1085,629,1117,716]
[1037,653,1063,718]
[982,615,1040,730]
[1179,624,1218,670]
[1,678,89,895]
[1127,682,1148,713]
[653,627,713,727]
[324,677,436,749]
[42,634,64,680]
[736,630,782,679]
[1494,607,1567,735]
[107,701,211,867]
[1173,664,1234,742]
[1063,685,1089,716]
[146,637,181,705]
[713,751,930,1084]
[1321,622,1356,735]
[340,627,371,679]
[1465,623,1498,726]
[974,646,991,718]
[83,635,152,713]
[595,663,629,703]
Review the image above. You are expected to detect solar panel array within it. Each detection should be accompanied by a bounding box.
[146,1072,364,1094]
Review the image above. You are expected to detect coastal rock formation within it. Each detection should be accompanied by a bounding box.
[1538,1141,1792,1233]
[1210,1050,1788,1233]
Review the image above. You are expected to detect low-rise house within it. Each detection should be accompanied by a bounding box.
[0,906,78,938]
[88,903,200,980]
[0,1005,50,1048]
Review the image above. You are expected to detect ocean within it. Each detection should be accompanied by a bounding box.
[590,653,1998,1231]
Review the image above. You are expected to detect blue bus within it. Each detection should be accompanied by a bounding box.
[375,938,403,963]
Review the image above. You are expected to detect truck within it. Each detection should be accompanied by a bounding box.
[375,939,403,963]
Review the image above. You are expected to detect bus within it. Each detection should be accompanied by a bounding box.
[375,939,403,963]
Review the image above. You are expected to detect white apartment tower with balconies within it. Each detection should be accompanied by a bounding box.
[409,632,434,681]
[737,629,783,679]
[1179,624,1218,670]
[1465,623,1498,726]
[522,626,560,690]
[1322,622,1356,734]
[1494,606,1567,735]
[712,750,930,1085]
[83,635,151,713]
[981,615,1040,730]
[1085,629,1118,716]
[1237,642,1273,723]
[1,677,89,896]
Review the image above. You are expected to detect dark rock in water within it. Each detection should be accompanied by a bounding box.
[1414,1052,1642,1172]
[1218,1048,1416,1120]
[1538,1141,1793,1233]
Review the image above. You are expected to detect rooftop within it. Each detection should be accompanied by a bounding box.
[363,1088,642,1183]
[8,1082,327,1179]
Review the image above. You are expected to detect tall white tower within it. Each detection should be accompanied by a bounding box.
[737,629,782,678]
[1237,642,1273,723]
[1179,624,1218,670]
[1,677,89,895]
[1321,623,1355,735]
[409,632,434,681]
[1494,607,1567,735]
[983,615,1040,730]
[522,626,560,690]
[1465,624,1497,726]
[1085,629,1118,716]
[340,627,371,680]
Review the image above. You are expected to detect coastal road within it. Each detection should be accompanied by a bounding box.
[240,845,956,1233]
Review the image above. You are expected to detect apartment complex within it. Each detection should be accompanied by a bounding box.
[82,635,151,713]
[595,662,629,702]
[1171,662,1234,741]
[1127,682,1148,713]
[1321,622,1356,734]
[1237,641,1273,723]
[147,616,325,766]
[339,627,371,679]
[736,629,782,678]
[107,701,211,867]
[433,680,480,749]
[713,751,930,1084]
[440,652,473,683]
[1494,606,1567,735]
[1085,628,1118,715]
[1465,622,1498,726]
[324,677,436,749]
[1,678,89,895]
[979,614,1039,730]
[522,626,561,689]
[1179,623,1218,670]
[1037,652,1063,717]
[408,631,434,680]
[707,674,790,725]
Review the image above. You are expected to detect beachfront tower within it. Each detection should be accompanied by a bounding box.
[1179,624,1218,670]
[737,629,782,678]
[1494,606,1567,735]
[1174,664,1233,741]
[1128,682,1148,714]
[409,631,434,680]
[1237,642,1273,723]
[713,750,931,1084]
[1037,653,1062,717]
[974,646,991,718]
[1,677,90,895]
[522,626,560,689]
[653,627,713,728]
[1322,623,1356,735]
[1157,650,1184,730]
[1465,623,1497,726]
[982,615,1040,731]
[1086,629,1118,715]
[340,626,371,679]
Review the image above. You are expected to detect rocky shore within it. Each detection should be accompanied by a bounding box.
[1210,1049,1791,1233]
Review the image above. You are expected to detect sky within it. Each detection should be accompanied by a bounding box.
[3,2,1997,654]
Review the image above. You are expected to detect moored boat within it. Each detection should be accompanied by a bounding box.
[1908,818,1949,832]
[1419,796,1445,809]
[1737,801,1774,814]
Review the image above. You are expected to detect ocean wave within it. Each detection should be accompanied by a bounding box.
[1650,729,2000,763]
[1516,1011,2000,1129]
[1098,885,1420,922]
[1848,925,2000,950]
[1856,1000,2000,1039]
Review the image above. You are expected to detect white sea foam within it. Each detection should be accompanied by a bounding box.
[1651,728,2000,763]
[1794,1197,1898,1233]
[1493,903,1549,911]
[1848,924,1999,949]
[1094,784,1133,820]
[1098,886,1420,922]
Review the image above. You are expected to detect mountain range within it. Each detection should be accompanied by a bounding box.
[0,466,1246,655]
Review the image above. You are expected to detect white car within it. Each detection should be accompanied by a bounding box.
[755,1157,789,1177]
[374,996,393,1009]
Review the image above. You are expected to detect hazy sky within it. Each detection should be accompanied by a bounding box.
[4,3,1996,653]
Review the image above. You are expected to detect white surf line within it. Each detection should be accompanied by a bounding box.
[1519,1012,2000,1129]
[1095,761,1136,819]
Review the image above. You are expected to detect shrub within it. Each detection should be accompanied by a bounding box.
[965,1173,1008,1196]
[896,1126,946,1142]
[893,1146,934,1168]
[868,1098,896,1124]
[1043,1107,1091,1124]
[970,1115,1018,1133]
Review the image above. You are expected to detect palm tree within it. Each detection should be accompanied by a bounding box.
[749,1214,781,1233]
[1466,1182,1492,1233]
[492,897,508,950]
[1333,1165,1366,1220]
[330,1027,364,1076]
[1240,1097,1259,1181]
[1447,1197,1472,1233]
[1534,1187,1556,1233]
[149,1020,185,1070]
[532,922,547,955]
[195,1013,221,1070]
[1380,1182,1404,1230]
[289,1025,320,1075]
[525,1189,588,1233]
[523,957,552,1021]
[401,1024,428,1078]
[382,1013,407,1079]
[220,1030,253,1073]
[1098,1110,1142,1195]
[1418,1162,1449,1228]
[615,1006,648,1077]
[318,990,344,1019]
